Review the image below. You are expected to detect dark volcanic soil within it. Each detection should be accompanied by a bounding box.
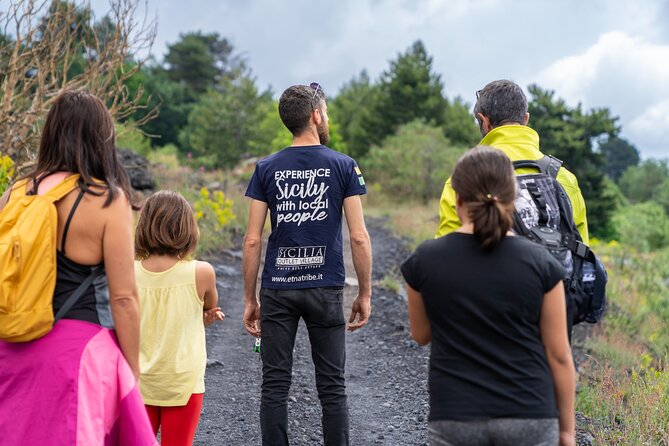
[195,218,428,445]
[194,218,593,446]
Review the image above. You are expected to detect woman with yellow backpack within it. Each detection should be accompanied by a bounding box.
[0,91,156,445]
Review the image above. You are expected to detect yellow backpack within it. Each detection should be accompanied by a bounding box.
[0,174,81,342]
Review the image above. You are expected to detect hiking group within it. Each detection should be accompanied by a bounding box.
[0,79,605,446]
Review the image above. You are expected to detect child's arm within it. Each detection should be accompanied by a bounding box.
[196,261,224,326]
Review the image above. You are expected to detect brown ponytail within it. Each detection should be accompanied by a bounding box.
[451,146,516,250]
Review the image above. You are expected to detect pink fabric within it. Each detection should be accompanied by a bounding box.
[0,319,156,446]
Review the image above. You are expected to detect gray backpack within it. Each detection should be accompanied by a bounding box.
[512,156,607,332]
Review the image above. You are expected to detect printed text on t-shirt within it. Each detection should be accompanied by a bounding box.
[276,246,326,268]
[275,168,330,226]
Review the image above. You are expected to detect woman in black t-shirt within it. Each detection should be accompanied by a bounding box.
[401,147,575,446]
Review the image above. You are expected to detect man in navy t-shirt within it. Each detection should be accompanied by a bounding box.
[242,83,372,446]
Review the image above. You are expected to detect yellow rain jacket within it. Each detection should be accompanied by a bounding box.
[435,125,589,244]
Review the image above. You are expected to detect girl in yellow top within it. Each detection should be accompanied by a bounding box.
[134,190,224,446]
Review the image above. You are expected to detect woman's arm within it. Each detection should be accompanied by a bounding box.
[103,194,141,379]
[407,285,431,345]
[540,281,576,446]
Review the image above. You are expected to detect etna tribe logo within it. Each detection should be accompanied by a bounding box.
[276,246,326,267]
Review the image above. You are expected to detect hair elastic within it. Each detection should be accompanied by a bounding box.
[485,193,498,202]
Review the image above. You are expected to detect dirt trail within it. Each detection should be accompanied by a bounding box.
[195,218,429,445]
[194,217,593,445]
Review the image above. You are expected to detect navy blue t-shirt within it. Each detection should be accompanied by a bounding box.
[245,145,366,289]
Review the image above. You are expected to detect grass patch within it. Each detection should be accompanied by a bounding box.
[576,244,669,441]
[365,191,439,249]
[584,329,648,371]
[577,359,669,444]
[378,272,401,294]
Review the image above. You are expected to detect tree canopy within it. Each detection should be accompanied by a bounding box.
[599,136,640,182]
[527,85,620,238]
[5,11,667,245]
[331,40,477,161]
[164,31,235,100]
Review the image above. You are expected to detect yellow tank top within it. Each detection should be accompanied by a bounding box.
[136,259,206,406]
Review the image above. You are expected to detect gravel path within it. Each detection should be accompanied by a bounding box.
[194,217,594,445]
[195,218,429,445]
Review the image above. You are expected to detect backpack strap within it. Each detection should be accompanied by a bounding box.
[8,178,30,198]
[42,174,81,203]
[54,266,105,322]
[60,189,86,256]
[512,155,563,179]
[566,238,590,258]
[10,174,81,202]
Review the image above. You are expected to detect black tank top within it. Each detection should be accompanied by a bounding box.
[51,188,112,328]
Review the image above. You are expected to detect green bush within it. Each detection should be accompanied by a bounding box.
[611,202,669,252]
[618,159,669,203]
[146,144,181,170]
[116,122,152,157]
[0,155,14,195]
[363,120,466,203]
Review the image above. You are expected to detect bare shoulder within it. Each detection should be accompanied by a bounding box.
[86,185,131,212]
[195,260,217,300]
[195,260,216,281]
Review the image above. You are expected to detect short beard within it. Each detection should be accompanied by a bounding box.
[317,120,330,146]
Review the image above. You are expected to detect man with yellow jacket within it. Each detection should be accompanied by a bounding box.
[436,79,589,244]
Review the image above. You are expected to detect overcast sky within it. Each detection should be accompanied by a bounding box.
[92,0,669,159]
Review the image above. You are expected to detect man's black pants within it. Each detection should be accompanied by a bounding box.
[259,287,349,446]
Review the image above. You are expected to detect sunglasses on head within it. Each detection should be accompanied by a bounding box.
[310,82,321,106]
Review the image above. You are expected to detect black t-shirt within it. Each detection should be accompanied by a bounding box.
[400,233,565,421]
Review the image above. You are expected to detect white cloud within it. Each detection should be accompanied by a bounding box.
[628,99,669,159]
[530,31,669,159]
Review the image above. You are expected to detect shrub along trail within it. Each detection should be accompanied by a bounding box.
[195,218,593,445]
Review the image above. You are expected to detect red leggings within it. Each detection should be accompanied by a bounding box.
[145,393,204,446]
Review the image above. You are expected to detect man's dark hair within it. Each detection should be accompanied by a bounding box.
[278,85,325,135]
[473,80,527,128]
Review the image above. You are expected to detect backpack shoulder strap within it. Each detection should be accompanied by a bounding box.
[4,178,30,202]
[42,174,81,203]
[512,155,563,178]
[545,155,563,179]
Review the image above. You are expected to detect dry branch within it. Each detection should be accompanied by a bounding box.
[0,0,157,172]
